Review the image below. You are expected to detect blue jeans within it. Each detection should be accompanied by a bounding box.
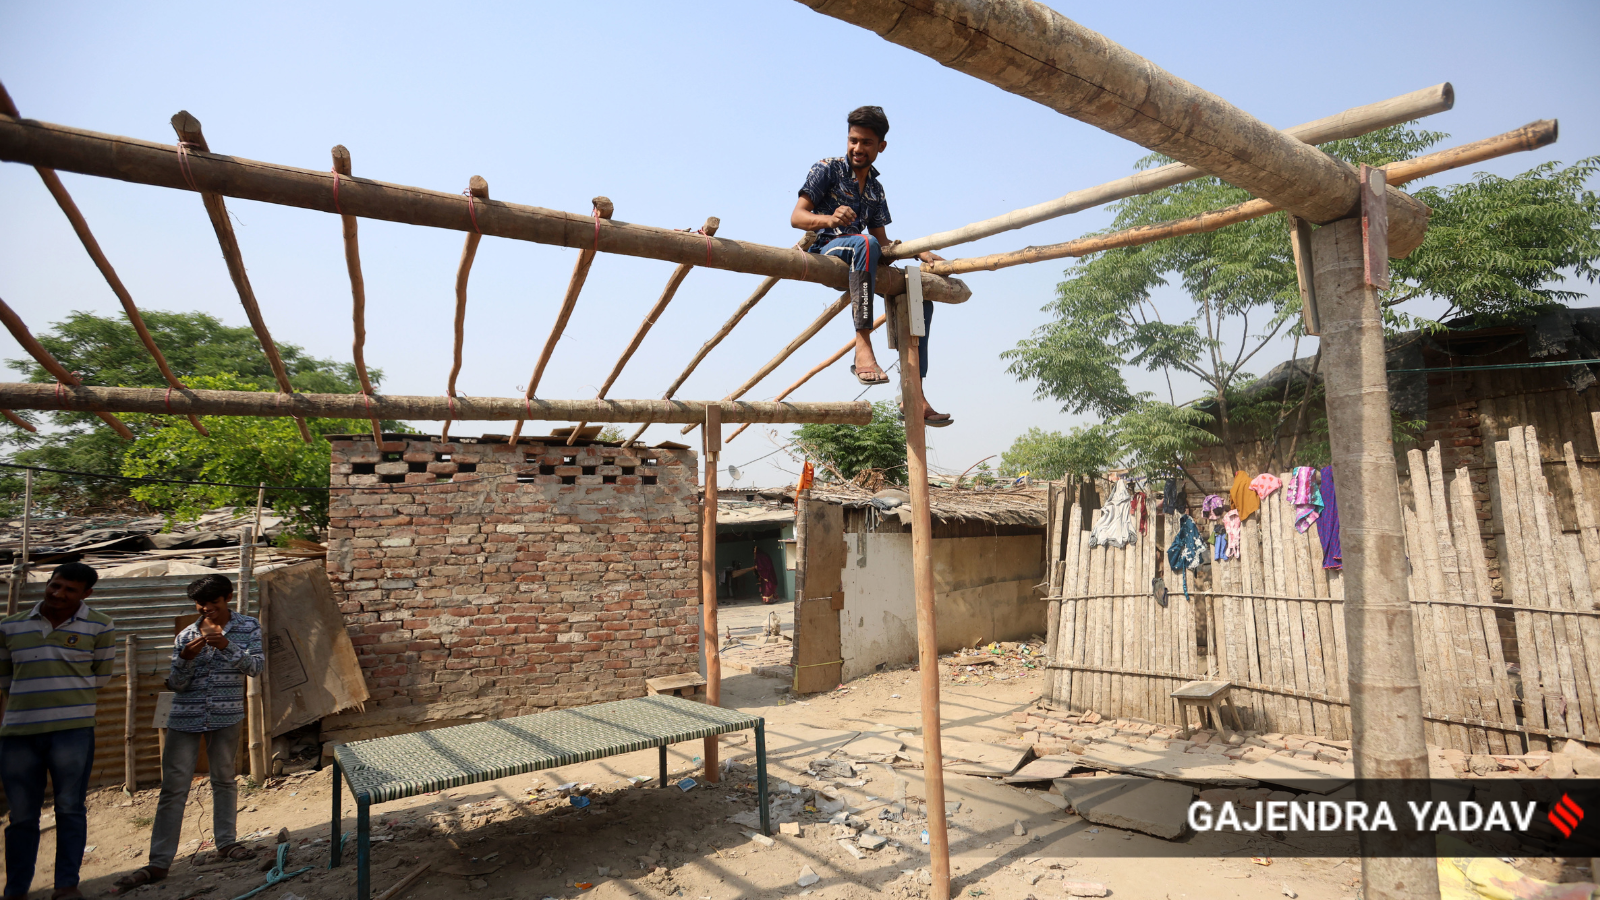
[814,235,933,378]
[1,727,95,895]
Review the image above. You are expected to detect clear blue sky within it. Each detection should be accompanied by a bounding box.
[2,1,1596,486]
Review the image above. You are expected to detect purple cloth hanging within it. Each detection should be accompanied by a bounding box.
[1318,465,1342,570]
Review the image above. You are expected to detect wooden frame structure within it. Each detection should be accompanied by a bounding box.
[0,1,1567,894]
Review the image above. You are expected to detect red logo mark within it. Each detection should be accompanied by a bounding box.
[1549,794,1584,838]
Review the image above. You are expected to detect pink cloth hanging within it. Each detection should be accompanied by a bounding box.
[1222,510,1242,560]
[1286,466,1323,533]
[1248,472,1282,500]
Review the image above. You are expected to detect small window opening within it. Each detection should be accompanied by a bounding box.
[456,462,477,473]
[602,457,615,466]
[602,475,617,484]
[641,475,658,486]
[560,474,577,485]
[379,474,405,484]
[352,463,376,475]
[383,452,403,462]
[517,471,538,483]
[581,466,597,476]
[540,465,556,475]
[643,456,659,466]
[438,453,452,462]
[621,466,635,476]
[525,454,539,464]
[563,454,577,465]
[408,461,429,473]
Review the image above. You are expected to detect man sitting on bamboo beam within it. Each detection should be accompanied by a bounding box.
[791,105,952,427]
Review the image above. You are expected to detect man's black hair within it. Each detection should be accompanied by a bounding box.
[187,573,235,605]
[848,106,890,140]
[52,561,98,590]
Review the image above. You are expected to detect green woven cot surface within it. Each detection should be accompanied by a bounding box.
[334,695,761,802]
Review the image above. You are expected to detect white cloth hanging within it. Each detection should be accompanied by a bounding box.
[1088,481,1137,549]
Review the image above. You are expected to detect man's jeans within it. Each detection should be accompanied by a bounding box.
[815,235,933,377]
[1,726,95,895]
[148,721,242,870]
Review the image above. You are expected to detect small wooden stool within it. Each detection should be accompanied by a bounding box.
[1170,680,1244,740]
[647,672,707,702]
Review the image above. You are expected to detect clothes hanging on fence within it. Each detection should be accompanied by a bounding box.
[1201,494,1225,518]
[1222,510,1242,560]
[1287,466,1324,533]
[1229,470,1260,523]
[1213,530,1227,562]
[1131,490,1149,535]
[1318,465,1343,569]
[1249,472,1283,500]
[1166,513,1205,598]
[1089,480,1137,548]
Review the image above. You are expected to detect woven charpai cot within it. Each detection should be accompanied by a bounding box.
[335,695,761,802]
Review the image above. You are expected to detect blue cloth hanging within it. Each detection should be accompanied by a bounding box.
[1166,514,1205,599]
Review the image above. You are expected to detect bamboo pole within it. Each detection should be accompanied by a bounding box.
[894,83,1454,258]
[1452,467,1517,740]
[511,196,615,443]
[0,411,34,432]
[0,382,869,426]
[0,297,132,439]
[626,236,816,446]
[240,525,268,780]
[170,112,310,443]
[0,116,970,304]
[124,634,139,792]
[1310,216,1436,896]
[331,145,383,441]
[725,313,886,443]
[1565,440,1600,600]
[1496,438,1549,751]
[680,294,851,435]
[700,405,721,783]
[798,0,1431,254]
[926,121,1559,277]
[895,295,948,900]
[6,468,31,614]
[573,217,718,443]
[442,176,491,443]
[376,861,432,900]
[0,83,206,437]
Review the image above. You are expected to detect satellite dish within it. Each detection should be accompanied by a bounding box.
[727,464,743,482]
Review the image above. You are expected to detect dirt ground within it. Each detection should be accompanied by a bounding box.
[38,667,1379,900]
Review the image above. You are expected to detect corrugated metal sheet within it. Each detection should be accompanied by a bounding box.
[17,575,257,791]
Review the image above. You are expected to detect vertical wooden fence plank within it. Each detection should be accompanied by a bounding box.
[1496,438,1550,750]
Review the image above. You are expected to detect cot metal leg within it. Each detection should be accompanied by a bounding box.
[330,758,343,868]
[659,743,668,788]
[755,720,770,836]
[357,797,371,900]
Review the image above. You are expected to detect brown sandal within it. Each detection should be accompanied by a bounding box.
[217,843,257,861]
[113,866,166,890]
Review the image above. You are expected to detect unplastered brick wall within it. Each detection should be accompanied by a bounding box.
[324,434,701,724]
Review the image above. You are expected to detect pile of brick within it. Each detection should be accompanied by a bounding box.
[1433,740,1600,778]
[1008,708,1352,766]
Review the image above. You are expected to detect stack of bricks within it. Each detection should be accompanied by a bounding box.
[1008,709,1351,766]
[324,434,702,720]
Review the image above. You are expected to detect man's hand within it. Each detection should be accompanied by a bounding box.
[180,635,207,661]
[831,206,857,229]
[203,632,230,652]
[917,251,944,264]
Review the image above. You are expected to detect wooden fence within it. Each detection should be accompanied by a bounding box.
[1043,419,1600,754]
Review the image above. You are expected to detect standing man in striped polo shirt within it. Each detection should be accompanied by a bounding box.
[117,574,262,890]
[0,561,116,900]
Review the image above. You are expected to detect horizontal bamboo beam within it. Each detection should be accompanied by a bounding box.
[0,83,208,437]
[171,111,311,443]
[800,0,1431,256]
[0,299,133,439]
[893,83,1454,259]
[725,314,886,444]
[0,115,970,304]
[0,382,872,427]
[681,293,850,435]
[928,120,1558,277]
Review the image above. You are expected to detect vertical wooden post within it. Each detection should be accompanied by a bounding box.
[253,483,266,536]
[701,405,721,783]
[124,634,139,792]
[239,525,268,780]
[1311,217,1436,899]
[896,295,949,900]
[7,468,31,614]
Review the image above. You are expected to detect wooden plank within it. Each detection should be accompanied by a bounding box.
[1429,448,1503,753]
[1277,483,1315,733]
[1527,428,1598,741]
[1403,503,1451,747]
[1360,165,1390,289]
[1564,441,1600,607]
[1409,449,1473,751]
[1073,530,1092,712]
[1496,437,1550,750]
[1452,467,1519,742]
[793,499,844,694]
[1513,427,1580,738]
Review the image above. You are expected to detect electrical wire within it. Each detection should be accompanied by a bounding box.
[1388,358,1600,373]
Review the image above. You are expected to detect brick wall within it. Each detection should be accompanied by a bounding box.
[323,435,701,725]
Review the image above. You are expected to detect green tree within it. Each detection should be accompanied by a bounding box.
[2,310,397,514]
[118,374,368,534]
[1004,125,1599,473]
[793,400,907,485]
[998,425,1123,481]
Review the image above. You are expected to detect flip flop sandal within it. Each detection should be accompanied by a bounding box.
[849,364,889,386]
[217,843,257,861]
[924,413,954,428]
[113,867,166,890]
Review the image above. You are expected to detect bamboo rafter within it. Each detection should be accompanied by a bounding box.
[331,144,383,441]
[170,111,312,442]
[725,313,886,443]
[0,298,133,439]
[443,175,491,443]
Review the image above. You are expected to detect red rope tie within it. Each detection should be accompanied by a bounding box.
[801,253,810,283]
[332,170,344,215]
[525,396,533,418]
[593,209,601,251]
[463,191,481,234]
[447,394,457,420]
[176,141,201,191]
[701,228,713,267]
[164,386,174,415]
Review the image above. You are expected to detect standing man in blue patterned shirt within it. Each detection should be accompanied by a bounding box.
[117,575,263,889]
[791,105,953,427]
